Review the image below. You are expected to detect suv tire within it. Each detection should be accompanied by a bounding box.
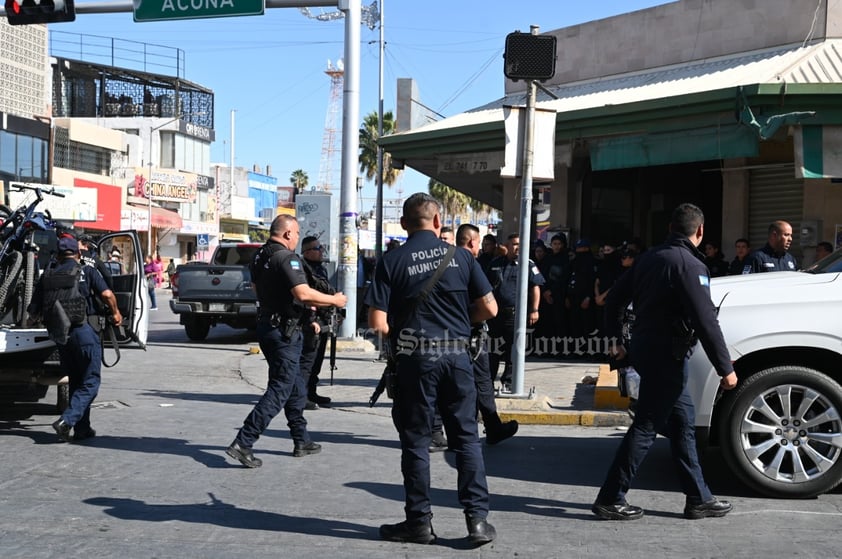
[718,365,842,498]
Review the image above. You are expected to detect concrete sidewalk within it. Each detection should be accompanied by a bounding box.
[237,341,632,428]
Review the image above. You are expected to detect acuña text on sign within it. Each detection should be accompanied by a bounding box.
[133,0,264,22]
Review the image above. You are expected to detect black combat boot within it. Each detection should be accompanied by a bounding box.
[379,517,436,544]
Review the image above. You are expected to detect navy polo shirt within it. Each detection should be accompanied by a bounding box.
[747,244,798,273]
[486,255,545,308]
[367,230,492,341]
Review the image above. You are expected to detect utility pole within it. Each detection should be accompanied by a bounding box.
[375,0,385,261]
[337,0,360,338]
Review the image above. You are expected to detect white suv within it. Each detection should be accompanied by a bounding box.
[688,251,842,498]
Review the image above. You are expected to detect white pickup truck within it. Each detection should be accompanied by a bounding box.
[0,231,148,410]
[687,250,842,498]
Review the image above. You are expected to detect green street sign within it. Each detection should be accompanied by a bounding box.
[133,0,264,22]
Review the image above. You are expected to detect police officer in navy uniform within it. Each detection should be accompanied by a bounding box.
[593,203,738,521]
[456,223,518,444]
[298,235,337,409]
[29,235,122,442]
[78,234,114,290]
[367,193,498,546]
[747,220,798,273]
[226,215,347,469]
[486,233,544,390]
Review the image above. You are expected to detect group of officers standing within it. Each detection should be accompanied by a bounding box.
[223,194,745,547]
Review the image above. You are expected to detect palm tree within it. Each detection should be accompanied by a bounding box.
[428,179,469,226]
[469,197,494,225]
[290,169,309,193]
[359,110,401,187]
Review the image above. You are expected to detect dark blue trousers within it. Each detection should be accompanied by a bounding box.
[236,322,310,449]
[473,338,499,424]
[488,312,515,384]
[432,337,499,434]
[392,351,490,521]
[596,343,713,505]
[299,328,328,397]
[58,323,102,434]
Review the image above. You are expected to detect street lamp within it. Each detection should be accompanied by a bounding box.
[145,112,205,256]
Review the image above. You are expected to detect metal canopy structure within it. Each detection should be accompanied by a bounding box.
[380,39,842,210]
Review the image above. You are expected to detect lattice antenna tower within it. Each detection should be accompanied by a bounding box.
[301,2,379,191]
[316,59,344,192]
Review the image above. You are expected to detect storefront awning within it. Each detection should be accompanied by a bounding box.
[126,200,183,229]
[150,206,183,228]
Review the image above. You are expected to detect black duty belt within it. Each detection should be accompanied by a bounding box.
[397,339,470,354]
[258,312,296,322]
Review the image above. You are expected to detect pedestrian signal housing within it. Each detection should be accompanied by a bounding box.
[504,32,557,81]
[4,0,75,25]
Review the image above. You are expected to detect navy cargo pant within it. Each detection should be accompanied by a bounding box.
[487,308,515,385]
[299,328,328,398]
[472,334,499,425]
[392,350,490,521]
[432,334,499,434]
[58,323,102,435]
[235,321,310,449]
[596,340,713,505]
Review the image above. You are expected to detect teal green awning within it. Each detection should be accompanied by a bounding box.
[589,125,759,171]
[795,125,842,179]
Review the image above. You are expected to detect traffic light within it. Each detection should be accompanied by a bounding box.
[4,0,75,25]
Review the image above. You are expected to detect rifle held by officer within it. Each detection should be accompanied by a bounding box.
[327,308,344,385]
[369,342,396,407]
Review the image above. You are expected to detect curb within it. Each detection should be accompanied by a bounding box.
[498,409,632,427]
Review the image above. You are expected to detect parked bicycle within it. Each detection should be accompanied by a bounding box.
[0,184,64,327]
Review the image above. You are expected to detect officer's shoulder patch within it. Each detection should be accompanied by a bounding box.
[787,261,796,269]
[531,265,540,275]
[289,257,301,270]
[698,275,710,287]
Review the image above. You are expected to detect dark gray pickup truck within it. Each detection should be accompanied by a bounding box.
[169,243,260,340]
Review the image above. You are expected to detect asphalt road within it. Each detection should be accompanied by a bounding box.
[1,295,841,558]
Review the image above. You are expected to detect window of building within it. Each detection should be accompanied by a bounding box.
[53,127,114,176]
[0,130,49,184]
[161,131,175,168]
[160,131,210,175]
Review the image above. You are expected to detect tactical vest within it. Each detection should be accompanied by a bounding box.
[40,260,88,345]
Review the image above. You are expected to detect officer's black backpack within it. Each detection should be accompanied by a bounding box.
[40,260,88,345]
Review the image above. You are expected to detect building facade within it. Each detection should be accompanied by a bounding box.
[0,22,50,190]
[381,0,842,266]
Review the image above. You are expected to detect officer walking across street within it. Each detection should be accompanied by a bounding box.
[455,223,518,444]
[226,215,347,469]
[28,235,122,442]
[747,220,798,272]
[593,203,738,521]
[367,193,498,546]
[486,233,544,390]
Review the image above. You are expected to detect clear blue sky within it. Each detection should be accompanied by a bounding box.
[53,0,668,210]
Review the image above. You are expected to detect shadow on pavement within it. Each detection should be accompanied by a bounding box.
[139,390,260,406]
[85,494,375,540]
